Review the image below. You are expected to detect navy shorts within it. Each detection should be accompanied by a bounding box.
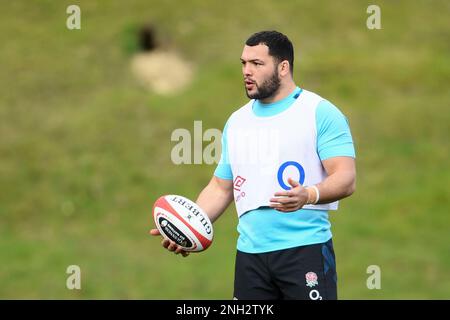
[233,239,337,300]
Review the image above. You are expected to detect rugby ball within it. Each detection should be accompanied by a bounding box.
[152,195,213,252]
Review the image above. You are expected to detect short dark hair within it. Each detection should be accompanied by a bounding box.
[246,30,294,73]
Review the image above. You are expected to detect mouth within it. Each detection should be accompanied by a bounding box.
[244,79,255,90]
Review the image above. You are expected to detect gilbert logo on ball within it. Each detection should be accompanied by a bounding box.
[152,195,213,252]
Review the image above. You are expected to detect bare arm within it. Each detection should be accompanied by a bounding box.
[315,156,356,204]
[270,156,356,211]
[196,176,234,223]
[150,176,234,256]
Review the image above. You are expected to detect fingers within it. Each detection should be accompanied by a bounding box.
[161,239,190,257]
[270,202,295,209]
[275,204,300,212]
[175,246,184,254]
[149,229,161,236]
[167,241,177,252]
[270,198,302,211]
[160,238,177,251]
[161,238,170,248]
[272,182,308,210]
[274,178,300,197]
[274,191,292,197]
[175,246,190,258]
[270,197,298,205]
[270,203,297,210]
[276,208,298,212]
[287,177,300,188]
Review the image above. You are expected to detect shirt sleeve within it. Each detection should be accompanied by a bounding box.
[316,100,356,160]
[214,120,234,180]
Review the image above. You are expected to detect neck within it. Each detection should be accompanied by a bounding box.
[259,81,297,104]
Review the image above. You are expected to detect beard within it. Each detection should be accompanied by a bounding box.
[245,69,281,100]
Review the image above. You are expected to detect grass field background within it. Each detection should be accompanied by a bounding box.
[0,0,449,299]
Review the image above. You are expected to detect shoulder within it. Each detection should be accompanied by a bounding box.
[316,100,349,127]
[227,100,254,125]
[299,88,326,108]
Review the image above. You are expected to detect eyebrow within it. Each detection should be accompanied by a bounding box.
[240,58,264,63]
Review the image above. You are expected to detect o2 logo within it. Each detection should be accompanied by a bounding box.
[277,161,305,190]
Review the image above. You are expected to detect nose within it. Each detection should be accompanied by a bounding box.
[242,63,252,77]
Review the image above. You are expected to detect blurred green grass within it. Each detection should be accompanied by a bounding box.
[0,0,449,299]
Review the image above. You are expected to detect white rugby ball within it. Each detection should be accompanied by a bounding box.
[152,195,213,252]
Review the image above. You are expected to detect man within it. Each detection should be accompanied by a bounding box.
[150,30,356,300]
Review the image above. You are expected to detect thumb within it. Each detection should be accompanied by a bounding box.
[149,228,161,236]
[287,177,299,188]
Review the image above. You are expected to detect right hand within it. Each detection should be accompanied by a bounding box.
[149,229,190,257]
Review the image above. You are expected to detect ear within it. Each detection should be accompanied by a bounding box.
[278,60,290,77]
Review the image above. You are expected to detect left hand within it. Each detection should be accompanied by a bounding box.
[269,178,309,212]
